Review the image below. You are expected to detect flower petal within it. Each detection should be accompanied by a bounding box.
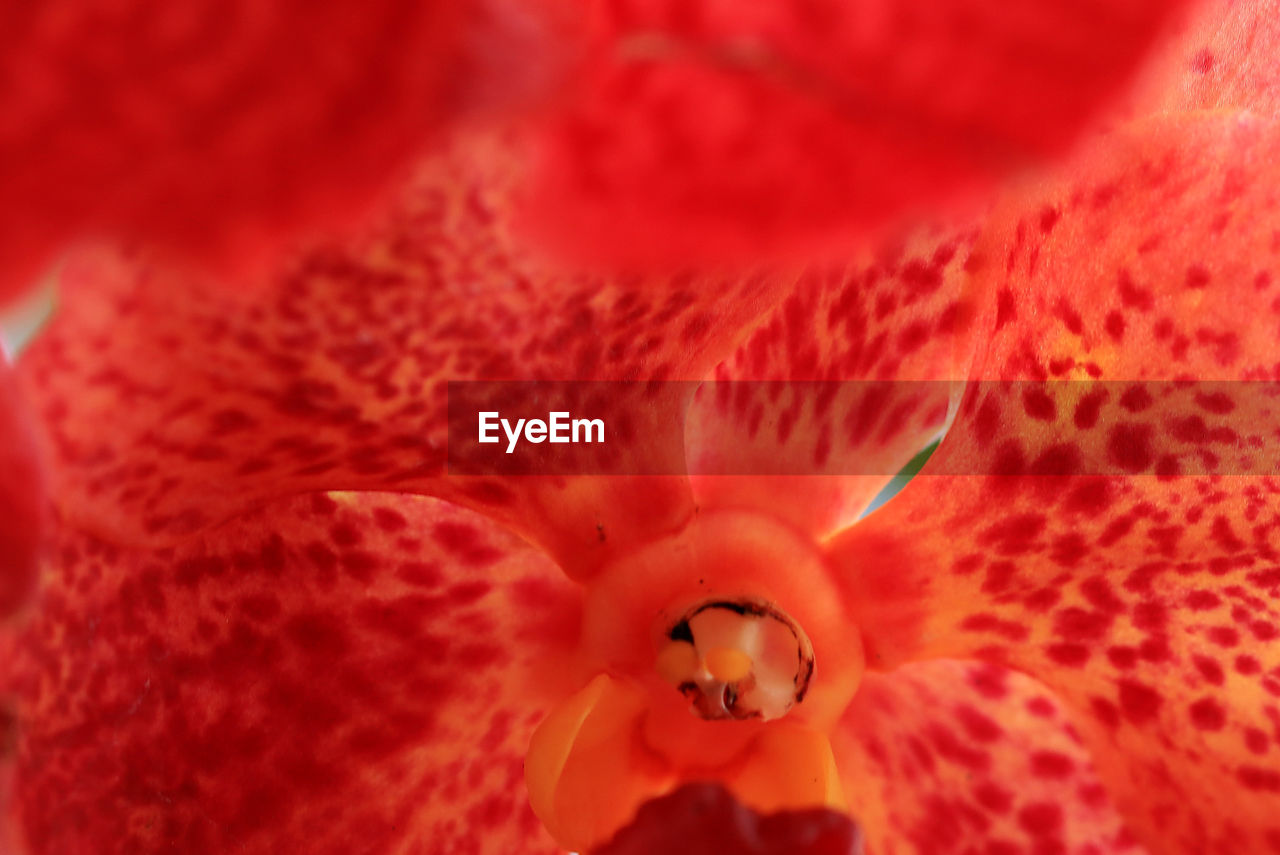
[18,131,785,578]
[0,492,580,854]
[0,352,44,619]
[833,113,1280,852]
[522,0,1188,269]
[833,660,1137,855]
[0,0,576,306]
[1134,0,1280,117]
[685,226,980,536]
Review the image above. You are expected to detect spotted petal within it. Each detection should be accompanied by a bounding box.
[685,225,981,536]
[1133,0,1280,117]
[833,661,1137,855]
[0,492,582,854]
[833,113,1280,853]
[0,0,577,306]
[17,131,788,579]
[521,0,1188,270]
[0,353,44,620]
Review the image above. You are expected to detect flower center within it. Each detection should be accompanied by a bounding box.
[525,511,863,852]
[655,598,814,721]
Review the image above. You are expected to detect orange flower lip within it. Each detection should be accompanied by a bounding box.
[524,510,864,851]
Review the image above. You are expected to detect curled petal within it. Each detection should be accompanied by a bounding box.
[0,352,44,619]
[833,113,1280,853]
[0,0,577,306]
[833,661,1136,855]
[523,0,1188,269]
[0,493,579,854]
[18,132,788,578]
[686,226,980,536]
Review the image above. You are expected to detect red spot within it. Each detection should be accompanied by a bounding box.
[1236,655,1262,676]
[956,706,1002,743]
[1073,390,1108,430]
[1244,728,1269,755]
[981,561,1018,594]
[329,523,362,547]
[966,664,1009,700]
[1062,480,1113,515]
[1188,698,1226,731]
[1046,644,1090,667]
[1108,423,1154,472]
[1080,577,1125,613]
[1017,802,1063,836]
[973,397,1002,444]
[1026,698,1055,718]
[1022,389,1056,421]
[1118,271,1154,311]
[975,782,1013,813]
[1251,621,1279,641]
[1029,751,1074,779]
[1207,626,1240,647]
[1053,608,1112,643]
[995,289,1019,330]
[1185,590,1221,610]
[1117,680,1162,724]
[1038,207,1061,233]
[1193,655,1225,686]
[373,507,408,532]
[1185,265,1210,289]
[1104,311,1125,342]
[1107,647,1137,669]
[1118,386,1153,412]
[1238,767,1280,792]
[1091,696,1120,728]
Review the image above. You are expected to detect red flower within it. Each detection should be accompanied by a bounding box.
[3,1,1280,854]
[0,0,1185,304]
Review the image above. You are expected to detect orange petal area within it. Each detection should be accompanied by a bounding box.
[686,225,981,537]
[17,129,793,581]
[726,723,845,816]
[833,114,1280,852]
[833,661,1137,855]
[523,0,1188,270]
[526,674,845,853]
[526,675,672,852]
[0,353,44,619]
[0,493,580,855]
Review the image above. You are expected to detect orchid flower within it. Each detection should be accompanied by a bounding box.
[3,1,1280,854]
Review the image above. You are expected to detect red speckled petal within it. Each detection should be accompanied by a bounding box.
[1132,0,1280,117]
[594,782,862,855]
[833,661,1137,855]
[18,131,785,579]
[833,113,1280,853]
[0,352,44,620]
[522,0,1187,270]
[0,492,581,855]
[686,225,981,536]
[0,0,577,306]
